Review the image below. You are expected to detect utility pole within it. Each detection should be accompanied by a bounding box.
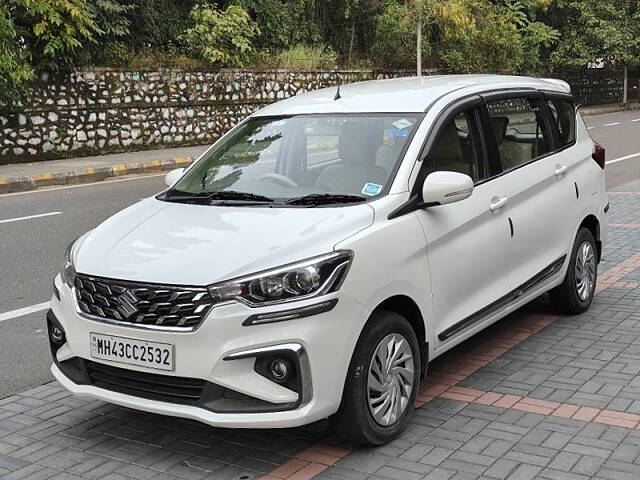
[623,66,628,105]
[417,21,422,77]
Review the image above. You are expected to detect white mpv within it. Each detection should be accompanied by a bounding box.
[49,75,608,445]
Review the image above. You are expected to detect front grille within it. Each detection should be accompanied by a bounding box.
[86,361,205,405]
[74,274,214,329]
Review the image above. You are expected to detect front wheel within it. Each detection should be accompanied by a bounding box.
[331,311,420,445]
[550,227,598,314]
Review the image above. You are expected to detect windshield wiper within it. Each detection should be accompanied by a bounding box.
[203,191,275,203]
[286,193,367,206]
[160,190,275,205]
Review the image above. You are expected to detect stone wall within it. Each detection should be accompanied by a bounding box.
[0,69,412,163]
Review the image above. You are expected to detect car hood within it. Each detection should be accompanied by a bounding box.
[74,198,374,286]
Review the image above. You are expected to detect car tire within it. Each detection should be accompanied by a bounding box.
[330,310,420,446]
[550,227,598,315]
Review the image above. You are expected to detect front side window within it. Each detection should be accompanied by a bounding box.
[165,114,419,206]
[486,98,551,171]
[423,110,485,182]
[547,99,576,147]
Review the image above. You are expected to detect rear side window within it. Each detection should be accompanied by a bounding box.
[485,98,552,171]
[547,99,576,147]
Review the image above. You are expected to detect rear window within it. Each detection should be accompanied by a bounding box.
[485,98,552,171]
[547,99,576,147]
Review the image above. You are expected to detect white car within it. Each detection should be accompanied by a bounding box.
[48,75,608,445]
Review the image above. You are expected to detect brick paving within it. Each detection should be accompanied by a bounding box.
[2,179,640,480]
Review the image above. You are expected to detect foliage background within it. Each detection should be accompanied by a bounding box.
[1,0,639,104]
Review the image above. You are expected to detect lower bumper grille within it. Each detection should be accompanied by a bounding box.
[85,361,205,405]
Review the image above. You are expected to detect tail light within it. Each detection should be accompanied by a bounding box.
[592,143,605,169]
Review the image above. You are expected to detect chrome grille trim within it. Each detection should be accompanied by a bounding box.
[73,274,214,331]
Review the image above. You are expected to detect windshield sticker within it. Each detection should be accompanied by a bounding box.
[388,128,409,137]
[362,183,383,196]
[392,118,414,130]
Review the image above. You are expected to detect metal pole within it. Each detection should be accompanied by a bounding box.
[417,22,422,77]
[623,66,628,105]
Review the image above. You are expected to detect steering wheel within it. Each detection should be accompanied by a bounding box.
[259,173,299,188]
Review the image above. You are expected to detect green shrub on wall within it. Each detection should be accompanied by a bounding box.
[181,4,259,67]
[272,45,338,70]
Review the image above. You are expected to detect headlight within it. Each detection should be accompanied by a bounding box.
[208,251,352,306]
[62,239,77,288]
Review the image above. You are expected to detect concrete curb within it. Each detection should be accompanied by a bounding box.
[581,103,640,116]
[0,156,193,194]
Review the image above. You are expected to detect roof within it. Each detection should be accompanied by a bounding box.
[253,74,571,116]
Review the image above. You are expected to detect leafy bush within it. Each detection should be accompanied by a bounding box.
[98,41,131,66]
[126,51,209,70]
[181,4,259,67]
[272,45,338,70]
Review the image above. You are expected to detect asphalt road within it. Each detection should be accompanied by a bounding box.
[583,108,640,188]
[0,109,638,399]
[0,175,167,397]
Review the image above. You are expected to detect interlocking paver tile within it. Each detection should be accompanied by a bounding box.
[2,179,640,479]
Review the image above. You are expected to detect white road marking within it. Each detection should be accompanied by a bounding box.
[608,152,640,165]
[633,118,640,122]
[0,302,50,323]
[587,126,595,130]
[0,173,165,198]
[0,211,62,224]
[602,122,622,127]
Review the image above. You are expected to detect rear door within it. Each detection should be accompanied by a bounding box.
[481,91,577,291]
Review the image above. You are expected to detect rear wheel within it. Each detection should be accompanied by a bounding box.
[550,227,597,314]
[331,311,420,445]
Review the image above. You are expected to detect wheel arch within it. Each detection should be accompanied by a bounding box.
[371,295,429,377]
[579,214,601,262]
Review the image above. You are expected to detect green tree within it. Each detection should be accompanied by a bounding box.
[550,0,640,68]
[0,3,33,105]
[371,2,429,68]
[181,4,259,66]
[420,0,557,74]
[11,0,97,71]
[227,0,319,49]
[89,0,132,38]
[1,0,98,104]
[78,0,135,65]
[499,0,559,73]
[127,0,197,53]
[436,1,524,73]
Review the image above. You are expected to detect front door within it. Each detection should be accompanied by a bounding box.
[414,105,514,348]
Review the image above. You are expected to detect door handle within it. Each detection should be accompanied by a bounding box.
[555,164,568,177]
[490,196,508,213]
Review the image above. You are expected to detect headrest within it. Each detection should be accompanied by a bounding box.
[339,122,374,165]
[429,122,462,162]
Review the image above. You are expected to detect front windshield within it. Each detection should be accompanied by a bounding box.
[167,114,420,205]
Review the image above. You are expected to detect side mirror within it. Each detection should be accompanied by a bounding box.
[164,168,185,187]
[422,171,474,206]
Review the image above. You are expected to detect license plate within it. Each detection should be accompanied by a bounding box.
[90,333,174,371]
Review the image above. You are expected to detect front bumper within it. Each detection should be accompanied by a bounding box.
[49,274,366,428]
